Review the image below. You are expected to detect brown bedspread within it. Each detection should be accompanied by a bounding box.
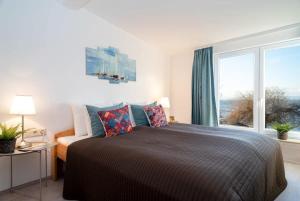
[63,124,287,201]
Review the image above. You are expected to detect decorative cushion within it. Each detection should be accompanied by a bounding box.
[144,105,168,128]
[98,105,133,137]
[86,103,123,137]
[131,102,157,126]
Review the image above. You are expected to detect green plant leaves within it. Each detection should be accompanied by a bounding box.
[0,123,22,140]
[272,122,294,135]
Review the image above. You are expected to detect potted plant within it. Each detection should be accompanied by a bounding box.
[0,123,22,153]
[272,122,294,140]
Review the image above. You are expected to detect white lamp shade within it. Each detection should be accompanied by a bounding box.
[10,95,36,115]
[159,97,170,108]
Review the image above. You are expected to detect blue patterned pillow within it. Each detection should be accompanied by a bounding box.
[98,105,133,137]
[86,103,123,137]
[131,102,157,126]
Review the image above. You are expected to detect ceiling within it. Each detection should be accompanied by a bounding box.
[82,0,300,54]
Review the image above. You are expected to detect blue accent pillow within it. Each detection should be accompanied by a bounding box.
[86,103,123,137]
[131,102,157,126]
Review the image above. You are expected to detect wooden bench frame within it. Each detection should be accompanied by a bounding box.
[51,128,75,180]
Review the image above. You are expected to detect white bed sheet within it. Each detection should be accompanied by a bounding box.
[57,135,90,146]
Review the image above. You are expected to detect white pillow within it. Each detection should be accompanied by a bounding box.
[71,104,88,137]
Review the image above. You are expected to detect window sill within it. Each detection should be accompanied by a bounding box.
[265,133,300,143]
[218,126,300,143]
[276,138,300,144]
[219,124,255,132]
[266,134,300,144]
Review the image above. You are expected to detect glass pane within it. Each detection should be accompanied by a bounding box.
[219,53,255,128]
[265,44,300,134]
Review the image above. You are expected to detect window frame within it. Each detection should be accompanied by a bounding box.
[214,48,260,132]
[214,39,300,137]
[260,39,300,137]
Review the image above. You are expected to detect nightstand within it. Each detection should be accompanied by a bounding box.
[0,142,57,201]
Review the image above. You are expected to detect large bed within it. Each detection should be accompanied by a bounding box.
[60,123,287,201]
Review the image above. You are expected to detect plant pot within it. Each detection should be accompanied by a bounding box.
[0,139,17,153]
[277,132,288,140]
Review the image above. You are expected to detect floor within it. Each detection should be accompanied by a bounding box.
[0,163,299,201]
[276,163,300,201]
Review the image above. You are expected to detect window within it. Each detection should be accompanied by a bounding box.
[263,43,300,137]
[215,40,300,138]
[218,52,256,128]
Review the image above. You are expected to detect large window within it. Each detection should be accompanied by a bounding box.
[264,44,300,136]
[218,53,255,128]
[215,40,300,138]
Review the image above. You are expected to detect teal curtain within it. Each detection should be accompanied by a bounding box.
[192,47,218,126]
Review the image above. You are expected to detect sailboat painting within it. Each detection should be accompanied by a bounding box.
[86,46,136,84]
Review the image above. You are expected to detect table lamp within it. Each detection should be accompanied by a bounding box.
[10,95,36,148]
[159,97,174,122]
[159,97,170,109]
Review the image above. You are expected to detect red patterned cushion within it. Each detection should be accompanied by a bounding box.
[144,105,168,128]
[98,105,133,137]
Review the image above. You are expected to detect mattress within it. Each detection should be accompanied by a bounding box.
[57,135,89,146]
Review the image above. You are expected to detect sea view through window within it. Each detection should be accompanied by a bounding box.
[216,40,300,137]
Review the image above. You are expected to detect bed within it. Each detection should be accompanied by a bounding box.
[52,129,77,180]
[60,123,287,201]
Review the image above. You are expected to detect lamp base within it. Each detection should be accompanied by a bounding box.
[17,140,32,149]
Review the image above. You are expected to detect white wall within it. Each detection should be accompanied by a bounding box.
[170,51,194,123]
[280,141,300,165]
[170,24,300,123]
[0,0,170,191]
